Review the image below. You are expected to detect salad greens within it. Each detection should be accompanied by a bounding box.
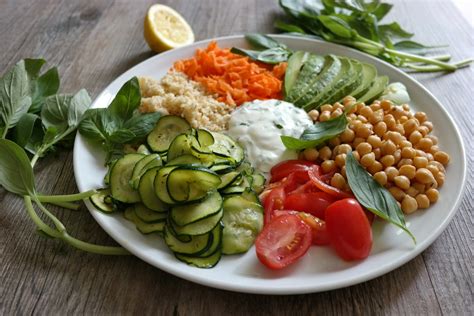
[79,77,162,164]
[276,0,472,73]
[345,152,415,243]
[0,59,129,255]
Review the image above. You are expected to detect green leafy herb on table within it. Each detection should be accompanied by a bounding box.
[231,34,292,64]
[79,77,162,164]
[0,59,129,255]
[275,0,472,73]
[345,152,416,243]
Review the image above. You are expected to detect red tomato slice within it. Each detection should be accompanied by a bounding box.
[308,165,353,199]
[270,160,314,182]
[325,198,373,261]
[263,187,285,225]
[297,213,330,246]
[279,170,310,193]
[255,214,312,269]
[284,192,336,220]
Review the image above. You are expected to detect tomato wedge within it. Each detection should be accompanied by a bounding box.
[270,160,314,182]
[308,165,353,199]
[325,198,373,261]
[297,213,330,246]
[263,187,285,225]
[284,191,335,220]
[255,214,312,269]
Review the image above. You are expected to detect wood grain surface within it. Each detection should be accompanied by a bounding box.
[0,0,472,315]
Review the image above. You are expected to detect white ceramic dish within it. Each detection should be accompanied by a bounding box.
[73,35,467,295]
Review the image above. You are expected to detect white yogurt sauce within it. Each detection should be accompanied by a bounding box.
[227,99,313,173]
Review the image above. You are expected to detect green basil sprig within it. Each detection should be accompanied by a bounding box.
[230,34,292,64]
[281,113,347,150]
[345,152,416,243]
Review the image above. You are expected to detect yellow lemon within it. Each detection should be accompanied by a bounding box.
[144,4,195,53]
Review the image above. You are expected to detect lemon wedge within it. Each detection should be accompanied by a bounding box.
[144,4,195,53]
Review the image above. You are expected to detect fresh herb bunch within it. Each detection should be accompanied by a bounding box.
[276,0,472,72]
[0,59,128,255]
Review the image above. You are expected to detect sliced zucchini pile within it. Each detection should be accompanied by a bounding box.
[284,52,388,111]
[89,115,265,268]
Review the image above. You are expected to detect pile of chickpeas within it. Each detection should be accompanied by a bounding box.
[302,96,450,214]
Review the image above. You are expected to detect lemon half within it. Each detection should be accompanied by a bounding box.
[144,4,195,53]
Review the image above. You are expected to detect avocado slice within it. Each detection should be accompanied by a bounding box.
[285,54,325,103]
[293,55,342,107]
[351,63,378,99]
[284,51,310,97]
[357,75,389,104]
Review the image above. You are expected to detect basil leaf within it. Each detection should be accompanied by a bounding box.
[279,0,323,19]
[68,89,91,127]
[318,15,354,39]
[123,112,162,139]
[109,129,136,143]
[258,47,291,63]
[345,152,416,243]
[274,20,306,33]
[0,60,32,135]
[41,94,72,132]
[29,67,60,114]
[372,2,392,20]
[12,113,41,147]
[281,114,347,150]
[245,33,286,49]
[0,139,36,196]
[108,77,141,122]
[230,47,262,61]
[379,22,413,40]
[24,59,46,78]
[393,41,446,55]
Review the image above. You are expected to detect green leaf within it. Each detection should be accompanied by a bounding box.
[108,77,141,122]
[68,89,91,127]
[274,20,306,33]
[0,60,32,135]
[372,2,392,20]
[345,152,416,243]
[279,0,323,19]
[393,40,446,55]
[281,114,347,150]
[109,129,136,143]
[12,113,41,147]
[78,109,111,142]
[24,59,46,78]
[245,33,286,49]
[231,46,290,64]
[318,15,354,38]
[41,94,72,132]
[29,67,60,113]
[379,22,413,40]
[230,47,261,61]
[0,139,36,195]
[123,112,162,139]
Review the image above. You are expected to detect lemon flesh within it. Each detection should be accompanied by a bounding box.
[144,4,195,53]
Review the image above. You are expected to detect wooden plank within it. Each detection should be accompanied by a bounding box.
[0,0,472,315]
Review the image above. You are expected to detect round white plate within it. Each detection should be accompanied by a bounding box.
[73,35,467,295]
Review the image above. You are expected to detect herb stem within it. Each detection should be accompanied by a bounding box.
[1,127,8,139]
[36,190,96,203]
[33,198,66,232]
[384,48,457,71]
[30,153,41,168]
[38,200,80,210]
[24,196,60,238]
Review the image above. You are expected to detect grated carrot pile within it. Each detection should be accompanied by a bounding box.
[174,41,287,106]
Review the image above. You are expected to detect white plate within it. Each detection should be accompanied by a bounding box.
[73,35,467,294]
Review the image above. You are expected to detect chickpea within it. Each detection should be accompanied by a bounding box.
[343,96,356,108]
[369,109,384,124]
[413,156,428,169]
[394,124,405,135]
[330,108,343,119]
[321,160,336,173]
[356,142,372,156]
[426,153,434,161]
[434,172,445,187]
[360,152,376,167]
[373,148,381,160]
[401,195,418,214]
[356,123,373,138]
[397,158,413,168]
[409,130,423,145]
[338,144,352,155]
[389,186,406,201]
[319,110,331,122]
[393,149,402,164]
[348,113,357,120]
[415,168,436,184]
[373,171,387,186]
[402,104,411,111]
[400,140,413,148]
[340,128,355,143]
[329,136,341,147]
[384,114,397,130]
[340,165,347,177]
[406,186,419,197]
[335,154,347,168]
[414,111,427,123]
[430,145,440,154]
[399,165,416,179]
[417,138,434,151]
[429,161,446,173]
[308,109,319,121]
[422,121,433,132]
[330,173,346,189]
[381,140,397,155]
[425,188,439,203]
[380,155,395,167]
[403,119,418,135]
[391,106,405,119]
[434,151,450,165]
[416,194,430,209]
[352,150,360,162]
[418,125,430,137]
[387,131,404,145]
[401,147,416,159]
[353,137,365,148]
[413,182,426,194]
[319,146,332,160]
[370,102,382,111]
[303,148,319,161]
[368,161,383,174]
[367,135,382,148]
[399,116,408,124]
[380,99,393,111]
[359,106,373,118]
[320,104,333,112]
[333,102,344,111]
[426,134,438,145]
[426,165,439,177]
[385,167,399,181]
[374,121,387,137]
[394,175,410,190]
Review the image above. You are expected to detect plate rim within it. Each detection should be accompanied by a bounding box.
[73,34,467,295]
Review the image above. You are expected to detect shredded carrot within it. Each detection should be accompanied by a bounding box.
[173,41,287,106]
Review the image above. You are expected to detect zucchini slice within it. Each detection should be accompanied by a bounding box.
[138,167,168,212]
[123,207,165,234]
[90,188,114,213]
[134,203,168,223]
[110,154,144,203]
[164,225,214,255]
[130,154,162,189]
[171,191,223,226]
[154,166,178,204]
[147,115,192,152]
[166,154,202,166]
[171,208,223,236]
[167,134,200,161]
[250,173,266,194]
[166,167,221,203]
[217,171,241,190]
[221,195,264,255]
[196,129,215,147]
[208,132,244,165]
[197,223,222,258]
[175,249,222,268]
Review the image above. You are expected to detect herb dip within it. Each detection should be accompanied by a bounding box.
[227,99,313,173]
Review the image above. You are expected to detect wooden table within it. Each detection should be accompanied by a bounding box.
[1,0,472,314]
